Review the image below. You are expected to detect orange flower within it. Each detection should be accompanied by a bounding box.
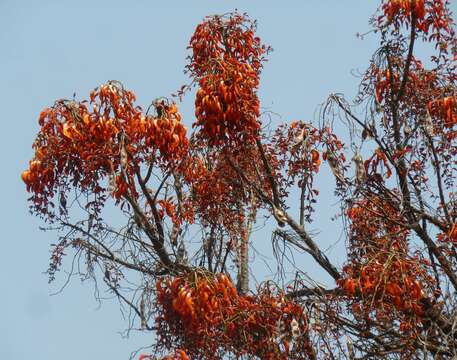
[310,149,321,169]
[448,224,457,243]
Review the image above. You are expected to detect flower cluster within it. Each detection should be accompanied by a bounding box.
[182,145,269,238]
[155,270,311,359]
[372,57,456,144]
[272,121,323,178]
[339,197,435,335]
[382,0,426,24]
[22,82,188,219]
[193,62,260,145]
[428,95,457,128]
[187,13,270,145]
[381,0,455,38]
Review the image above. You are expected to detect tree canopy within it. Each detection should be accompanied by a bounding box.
[23,1,457,359]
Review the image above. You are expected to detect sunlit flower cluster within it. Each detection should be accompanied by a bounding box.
[340,197,435,337]
[22,82,188,218]
[155,270,311,359]
[187,13,270,145]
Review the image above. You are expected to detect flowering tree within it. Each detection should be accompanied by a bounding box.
[23,1,457,359]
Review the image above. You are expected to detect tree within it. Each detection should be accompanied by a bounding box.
[22,1,457,358]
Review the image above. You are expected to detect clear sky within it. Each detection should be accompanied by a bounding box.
[2,1,455,359]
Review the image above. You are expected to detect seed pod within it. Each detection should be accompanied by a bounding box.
[326,151,345,184]
[120,146,128,169]
[352,151,366,183]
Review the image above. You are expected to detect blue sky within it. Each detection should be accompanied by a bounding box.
[2,1,455,359]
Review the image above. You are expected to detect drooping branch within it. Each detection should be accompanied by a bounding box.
[227,156,341,282]
[396,10,417,104]
[122,192,177,272]
[72,238,158,277]
[425,133,451,224]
